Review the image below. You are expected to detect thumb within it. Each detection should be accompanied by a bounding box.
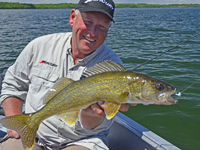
[7,129,20,139]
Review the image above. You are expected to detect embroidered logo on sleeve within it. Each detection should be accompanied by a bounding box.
[40,60,58,67]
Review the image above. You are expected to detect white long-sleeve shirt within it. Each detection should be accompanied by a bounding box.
[0,32,123,150]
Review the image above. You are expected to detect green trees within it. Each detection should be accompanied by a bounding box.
[115,3,200,8]
[0,2,200,9]
[0,2,76,9]
[0,2,35,9]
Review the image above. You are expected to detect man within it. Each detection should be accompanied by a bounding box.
[0,0,132,149]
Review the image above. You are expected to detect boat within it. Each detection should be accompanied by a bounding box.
[0,72,180,149]
[108,112,180,150]
[0,111,180,150]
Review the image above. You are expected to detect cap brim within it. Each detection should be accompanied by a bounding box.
[78,7,115,23]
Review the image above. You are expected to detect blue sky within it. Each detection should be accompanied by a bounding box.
[1,0,200,4]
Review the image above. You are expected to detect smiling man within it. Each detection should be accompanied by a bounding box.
[0,0,131,150]
[70,9,112,64]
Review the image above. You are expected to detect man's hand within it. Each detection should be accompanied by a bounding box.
[79,101,137,129]
[7,129,20,139]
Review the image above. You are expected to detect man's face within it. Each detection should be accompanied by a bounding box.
[70,9,111,56]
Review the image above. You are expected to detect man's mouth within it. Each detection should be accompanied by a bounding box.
[83,35,95,42]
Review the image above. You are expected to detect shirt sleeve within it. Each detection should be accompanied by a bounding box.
[0,41,34,104]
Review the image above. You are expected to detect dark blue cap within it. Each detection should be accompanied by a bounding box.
[75,0,115,22]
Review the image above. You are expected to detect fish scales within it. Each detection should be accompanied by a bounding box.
[0,61,178,150]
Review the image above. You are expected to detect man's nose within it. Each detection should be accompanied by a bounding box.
[89,25,98,36]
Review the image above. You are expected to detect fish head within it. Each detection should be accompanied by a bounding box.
[139,77,178,105]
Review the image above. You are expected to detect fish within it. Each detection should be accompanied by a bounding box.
[0,61,178,150]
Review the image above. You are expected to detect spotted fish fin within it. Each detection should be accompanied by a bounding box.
[118,92,130,103]
[82,61,127,78]
[118,87,131,103]
[43,78,74,104]
[0,114,38,150]
[104,102,121,120]
[57,111,79,127]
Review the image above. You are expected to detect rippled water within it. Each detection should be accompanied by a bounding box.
[0,8,200,150]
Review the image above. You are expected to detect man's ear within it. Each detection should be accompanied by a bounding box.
[69,9,76,27]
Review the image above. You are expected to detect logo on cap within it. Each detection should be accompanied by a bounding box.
[84,0,114,10]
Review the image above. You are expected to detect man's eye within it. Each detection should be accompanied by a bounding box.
[99,25,108,31]
[84,20,92,25]
[99,25,106,30]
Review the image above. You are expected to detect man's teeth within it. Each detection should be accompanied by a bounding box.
[84,36,95,42]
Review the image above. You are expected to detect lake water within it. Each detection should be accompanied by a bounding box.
[0,8,200,150]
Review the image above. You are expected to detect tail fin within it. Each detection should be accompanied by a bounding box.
[0,114,38,150]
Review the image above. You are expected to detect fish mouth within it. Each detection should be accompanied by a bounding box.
[159,96,178,105]
[156,88,179,105]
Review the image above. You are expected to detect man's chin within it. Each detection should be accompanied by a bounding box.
[80,47,96,55]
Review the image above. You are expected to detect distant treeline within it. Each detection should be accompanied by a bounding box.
[0,2,76,9]
[0,2,200,9]
[116,3,200,8]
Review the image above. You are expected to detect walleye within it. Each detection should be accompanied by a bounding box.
[0,61,178,150]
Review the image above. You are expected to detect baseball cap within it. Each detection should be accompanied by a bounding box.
[75,0,115,22]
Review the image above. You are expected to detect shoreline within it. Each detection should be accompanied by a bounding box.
[0,2,200,9]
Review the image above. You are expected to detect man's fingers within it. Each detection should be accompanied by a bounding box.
[82,102,137,118]
[81,102,105,118]
[7,129,20,139]
[91,102,105,117]
[119,104,129,112]
[120,103,137,112]
[130,103,137,106]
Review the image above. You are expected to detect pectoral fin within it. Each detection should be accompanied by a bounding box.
[118,92,130,103]
[104,102,121,120]
[43,78,74,104]
[57,111,79,127]
[118,86,131,103]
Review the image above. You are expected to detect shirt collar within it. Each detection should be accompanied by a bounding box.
[67,40,105,65]
[82,43,105,64]
[66,35,72,55]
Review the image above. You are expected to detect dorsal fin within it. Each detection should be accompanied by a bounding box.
[82,61,126,78]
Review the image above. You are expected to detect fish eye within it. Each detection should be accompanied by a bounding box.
[156,84,165,91]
